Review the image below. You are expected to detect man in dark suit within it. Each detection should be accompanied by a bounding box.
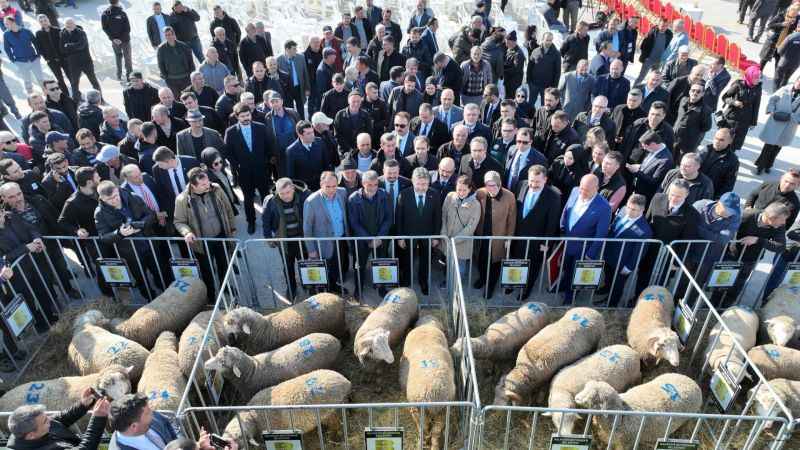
[429,156,457,201]
[559,173,613,304]
[146,2,171,48]
[353,56,380,96]
[454,103,493,145]
[348,169,393,296]
[365,0,383,32]
[286,120,329,191]
[459,136,503,189]
[334,91,374,155]
[600,193,653,306]
[504,127,547,193]
[151,147,198,230]
[635,69,669,113]
[396,167,442,295]
[263,91,301,178]
[224,103,272,234]
[378,158,412,231]
[41,153,77,213]
[512,164,561,298]
[704,56,731,112]
[432,53,462,95]
[627,130,675,204]
[635,178,700,294]
[479,84,502,126]
[410,103,449,150]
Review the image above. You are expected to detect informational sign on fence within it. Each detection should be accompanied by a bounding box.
[672,299,695,346]
[205,369,224,405]
[706,262,742,290]
[2,293,33,338]
[782,262,800,287]
[710,363,740,413]
[655,439,700,450]
[572,260,604,290]
[298,260,328,287]
[364,427,403,450]
[170,258,200,280]
[550,434,592,450]
[500,259,530,288]
[371,258,399,287]
[97,258,133,286]
[262,430,303,450]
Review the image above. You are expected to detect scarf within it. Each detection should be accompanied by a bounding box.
[743,66,761,88]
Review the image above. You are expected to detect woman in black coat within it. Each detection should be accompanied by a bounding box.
[720,66,763,151]
[201,147,239,216]
[548,144,589,208]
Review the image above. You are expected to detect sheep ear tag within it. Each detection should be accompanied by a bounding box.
[242,323,252,335]
[233,365,242,378]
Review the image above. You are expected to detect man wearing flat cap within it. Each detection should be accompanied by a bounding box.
[176,109,225,159]
[264,90,301,178]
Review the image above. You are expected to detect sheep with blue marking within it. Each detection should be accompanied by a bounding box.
[451,302,551,360]
[204,333,341,398]
[545,344,641,434]
[136,331,188,411]
[222,293,346,354]
[494,307,604,406]
[69,311,150,382]
[627,286,681,367]
[747,344,800,380]
[574,373,703,450]
[178,310,226,383]
[354,288,418,366]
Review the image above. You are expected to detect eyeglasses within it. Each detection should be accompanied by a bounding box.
[515,94,525,98]
[516,139,530,144]
[1,139,17,145]
[394,123,407,128]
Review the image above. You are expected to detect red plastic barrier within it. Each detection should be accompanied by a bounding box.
[727,43,741,67]
[614,0,623,13]
[683,15,693,37]
[703,25,716,50]
[653,0,663,15]
[641,16,651,35]
[664,3,675,21]
[715,34,729,57]
[691,21,704,41]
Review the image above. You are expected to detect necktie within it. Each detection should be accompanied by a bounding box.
[290,59,299,87]
[388,182,396,207]
[417,194,424,214]
[614,217,627,235]
[172,169,183,195]
[141,186,158,211]
[432,32,438,52]
[509,153,523,189]
[66,173,76,191]
[523,191,537,218]
[421,122,429,136]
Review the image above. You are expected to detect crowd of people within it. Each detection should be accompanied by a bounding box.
[0,0,796,372]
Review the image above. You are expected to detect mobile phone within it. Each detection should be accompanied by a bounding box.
[210,434,229,449]
[90,387,109,399]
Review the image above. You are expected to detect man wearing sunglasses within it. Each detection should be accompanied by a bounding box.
[0,131,32,169]
[214,74,242,125]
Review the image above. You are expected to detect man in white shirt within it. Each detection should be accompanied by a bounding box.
[120,163,167,229]
[109,393,177,450]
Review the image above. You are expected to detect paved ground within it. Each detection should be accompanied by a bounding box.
[2,0,796,309]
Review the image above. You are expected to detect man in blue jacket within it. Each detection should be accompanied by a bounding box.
[109,393,178,450]
[348,169,392,297]
[3,16,45,93]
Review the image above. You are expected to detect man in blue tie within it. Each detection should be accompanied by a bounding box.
[278,40,310,119]
[432,89,463,130]
[599,193,653,306]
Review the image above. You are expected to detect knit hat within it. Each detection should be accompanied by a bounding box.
[506,30,517,41]
[97,145,120,163]
[719,192,741,217]
[341,156,357,171]
[186,110,204,122]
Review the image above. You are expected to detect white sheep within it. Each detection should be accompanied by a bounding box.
[69,312,150,382]
[747,344,800,380]
[494,307,604,405]
[222,293,346,354]
[113,278,208,349]
[751,378,800,426]
[178,310,226,383]
[399,315,456,450]
[626,286,681,367]
[451,302,551,360]
[545,344,641,434]
[0,365,133,420]
[221,370,351,446]
[704,306,759,375]
[354,288,418,365]
[204,333,341,398]
[759,286,800,347]
[136,331,188,411]
[574,373,703,450]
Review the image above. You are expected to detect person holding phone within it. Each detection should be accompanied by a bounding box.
[163,430,238,450]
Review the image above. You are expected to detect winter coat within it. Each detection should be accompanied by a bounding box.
[101,5,131,42]
[480,36,506,83]
[673,97,711,155]
[59,25,93,68]
[441,191,481,259]
[526,44,561,88]
[759,84,800,146]
[174,183,235,253]
[697,144,739,198]
[475,187,517,261]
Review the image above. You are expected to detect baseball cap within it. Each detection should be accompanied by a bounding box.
[719,192,741,217]
[322,25,333,32]
[186,110,204,122]
[266,91,283,102]
[311,112,333,125]
[97,145,120,163]
[46,131,70,144]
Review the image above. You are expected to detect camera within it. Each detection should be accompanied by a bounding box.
[129,221,146,230]
[210,434,229,449]
[90,387,109,400]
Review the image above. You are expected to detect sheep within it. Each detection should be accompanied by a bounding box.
[69,312,150,382]
[399,315,456,450]
[626,286,681,367]
[0,365,133,422]
[178,310,227,383]
[222,293,346,354]
[451,302,551,360]
[112,278,208,349]
[759,286,800,347]
[704,306,759,376]
[354,287,418,365]
[574,374,703,450]
[221,370,351,446]
[751,379,800,426]
[136,331,188,411]
[544,344,641,435]
[494,307,604,406]
[204,333,341,398]
[747,344,800,380]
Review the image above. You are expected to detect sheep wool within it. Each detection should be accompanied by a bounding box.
[704,306,759,375]
[546,344,641,434]
[759,286,800,347]
[222,370,351,446]
[626,286,681,367]
[354,287,419,365]
[451,302,551,360]
[114,278,208,349]
[222,293,346,354]
[69,315,150,382]
[495,307,604,405]
[178,310,227,383]
[399,315,456,450]
[137,332,188,411]
[751,378,800,424]
[205,333,341,398]
[747,344,800,380]
[0,365,133,427]
[574,374,703,450]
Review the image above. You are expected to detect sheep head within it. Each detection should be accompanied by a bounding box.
[97,365,134,400]
[355,328,393,364]
[221,307,258,347]
[764,317,797,347]
[648,328,681,367]
[450,338,464,358]
[493,372,526,406]
[205,346,249,378]
[750,384,779,428]
[73,309,110,334]
[574,380,619,410]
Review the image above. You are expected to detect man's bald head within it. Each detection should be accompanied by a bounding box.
[578,174,599,200]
